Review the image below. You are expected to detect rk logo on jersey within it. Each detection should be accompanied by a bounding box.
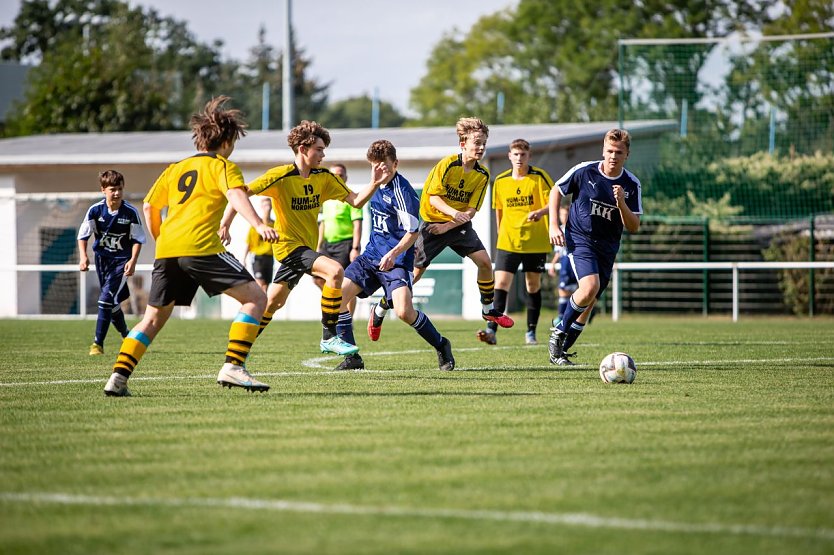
[590,200,617,221]
[100,233,125,252]
[372,213,389,233]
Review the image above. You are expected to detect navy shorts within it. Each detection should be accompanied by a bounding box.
[568,243,616,298]
[558,257,578,292]
[149,252,253,307]
[95,255,130,307]
[345,255,412,304]
[414,221,485,269]
[493,249,546,274]
[273,246,322,290]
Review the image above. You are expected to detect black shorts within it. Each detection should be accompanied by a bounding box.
[319,238,352,269]
[414,221,485,269]
[273,246,322,290]
[149,252,253,307]
[493,250,547,274]
[252,254,274,282]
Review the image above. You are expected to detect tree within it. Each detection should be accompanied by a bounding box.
[408,0,781,126]
[1,0,224,134]
[321,95,405,129]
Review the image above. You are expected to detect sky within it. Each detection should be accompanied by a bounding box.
[0,0,517,116]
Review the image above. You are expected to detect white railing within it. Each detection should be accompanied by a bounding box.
[611,261,834,322]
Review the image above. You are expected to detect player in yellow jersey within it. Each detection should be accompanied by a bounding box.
[103,96,278,397]
[477,139,554,346]
[368,117,513,340]
[221,120,390,356]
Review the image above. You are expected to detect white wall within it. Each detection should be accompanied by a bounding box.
[0,175,17,316]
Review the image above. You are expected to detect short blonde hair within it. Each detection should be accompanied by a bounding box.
[509,138,530,152]
[456,117,489,142]
[604,128,631,151]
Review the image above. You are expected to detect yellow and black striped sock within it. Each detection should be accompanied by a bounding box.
[321,285,342,332]
[225,312,260,366]
[113,329,151,377]
[256,309,274,337]
[478,278,496,305]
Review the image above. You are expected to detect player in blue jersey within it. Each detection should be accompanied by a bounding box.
[78,170,146,355]
[333,140,454,371]
[547,129,642,365]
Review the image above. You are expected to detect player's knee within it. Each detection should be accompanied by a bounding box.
[395,303,415,322]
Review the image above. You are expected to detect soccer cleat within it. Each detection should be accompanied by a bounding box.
[548,329,567,364]
[554,351,576,366]
[335,354,364,370]
[217,363,270,392]
[436,337,455,371]
[476,329,496,345]
[525,331,538,345]
[320,336,360,356]
[104,372,131,397]
[89,343,104,356]
[482,309,514,328]
[367,302,385,341]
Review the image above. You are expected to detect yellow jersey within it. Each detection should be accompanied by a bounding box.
[248,164,352,261]
[492,166,554,253]
[144,152,245,258]
[419,154,490,223]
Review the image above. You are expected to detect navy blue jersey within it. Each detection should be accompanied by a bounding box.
[362,173,421,269]
[556,161,642,256]
[78,200,146,260]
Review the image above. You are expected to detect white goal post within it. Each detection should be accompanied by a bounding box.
[611,261,834,322]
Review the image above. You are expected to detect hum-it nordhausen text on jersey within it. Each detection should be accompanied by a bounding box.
[248,165,352,261]
[77,200,146,259]
[363,172,421,269]
[492,165,554,253]
[144,152,244,258]
[556,161,642,255]
[419,154,490,223]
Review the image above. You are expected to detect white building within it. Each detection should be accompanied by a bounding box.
[0,121,673,319]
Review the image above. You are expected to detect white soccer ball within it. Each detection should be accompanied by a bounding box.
[599,352,637,384]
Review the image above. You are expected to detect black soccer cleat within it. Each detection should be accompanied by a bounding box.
[436,337,455,371]
[548,329,567,365]
[335,353,365,370]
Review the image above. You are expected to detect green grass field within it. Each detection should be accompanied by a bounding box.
[1,315,833,554]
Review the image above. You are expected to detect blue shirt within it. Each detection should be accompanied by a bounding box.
[77,200,146,260]
[556,161,642,256]
[362,173,421,269]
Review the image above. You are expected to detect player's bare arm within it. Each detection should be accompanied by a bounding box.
[548,187,565,246]
[379,231,419,272]
[226,187,279,243]
[125,242,141,277]
[613,184,640,233]
[345,162,392,208]
[143,202,163,241]
[527,207,549,222]
[78,239,90,271]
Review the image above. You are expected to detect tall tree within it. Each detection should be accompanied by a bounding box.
[1,0,224,134]
[408,0,780,126]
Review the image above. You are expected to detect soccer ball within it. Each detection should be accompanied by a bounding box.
[599,352,637,384]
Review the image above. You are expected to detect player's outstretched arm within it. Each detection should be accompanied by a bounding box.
[226,188,279,243]
[346,162,392,208]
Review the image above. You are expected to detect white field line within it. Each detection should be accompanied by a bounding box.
[0,492,832,541]
[1,354,833,388]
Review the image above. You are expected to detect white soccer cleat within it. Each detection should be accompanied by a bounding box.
[104,372,131,397]
[217,363,270,392]
[319,337,359,356]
